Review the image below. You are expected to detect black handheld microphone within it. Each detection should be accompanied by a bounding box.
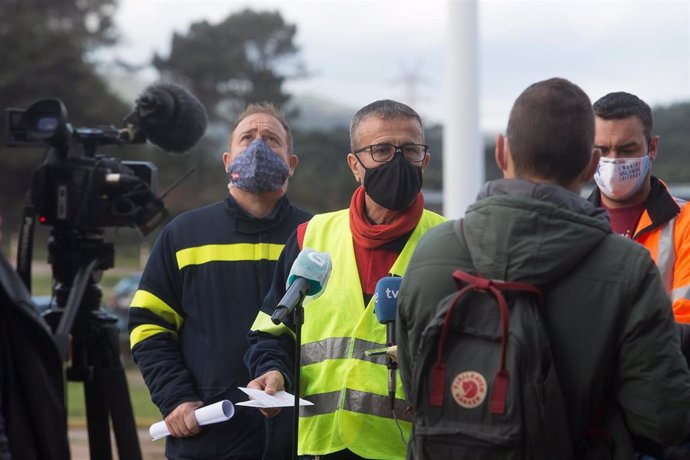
[125,82,208,154]
[271,249,332,325]
[374,276,401,410]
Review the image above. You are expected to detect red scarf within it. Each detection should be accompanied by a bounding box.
[348,185,424,249]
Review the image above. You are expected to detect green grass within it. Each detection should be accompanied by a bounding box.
[31,271,134,300]
[67,367,161,428]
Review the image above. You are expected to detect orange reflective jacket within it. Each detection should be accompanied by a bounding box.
[592,177,690,323]
[634,180,690,322]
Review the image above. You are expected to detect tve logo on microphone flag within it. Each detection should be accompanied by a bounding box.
[286,248,332,298]
[374,276,401,324]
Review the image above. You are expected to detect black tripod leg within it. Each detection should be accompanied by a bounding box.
[64,266,142,460]
[55,259,99,359]
[92,314,142,460]
[83,363,114,459]
[102,366,142,459]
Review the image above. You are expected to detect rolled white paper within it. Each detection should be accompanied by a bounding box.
[149,400,235,441]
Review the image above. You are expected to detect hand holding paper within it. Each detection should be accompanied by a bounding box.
[236,387,314,408]
[149,400,235,441]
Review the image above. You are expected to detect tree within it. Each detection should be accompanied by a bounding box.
[0,0,131,247]
[0,0,126,124]
[289,127,354,213]
[153,9,304,124]
[652,102,690,182]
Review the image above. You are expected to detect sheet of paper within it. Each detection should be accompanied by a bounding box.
[236,387,314,408]
[149,400,235,441]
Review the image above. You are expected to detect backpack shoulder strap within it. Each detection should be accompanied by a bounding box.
[431,266,544,415]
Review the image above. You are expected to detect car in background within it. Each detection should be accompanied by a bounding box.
[31,295,55,313]
[105,272,142,364]
[106,272,142,312]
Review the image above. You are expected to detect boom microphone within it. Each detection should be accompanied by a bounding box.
[374,276,402,409]
[125,82,208,154]
[271,248,332,325]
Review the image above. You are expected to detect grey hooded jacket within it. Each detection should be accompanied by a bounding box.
[397,179,690,458]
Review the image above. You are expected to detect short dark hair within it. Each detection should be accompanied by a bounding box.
[231,102,293,152]
[506,77,594,184]
[593,92,653,142]
[350,99,424,151]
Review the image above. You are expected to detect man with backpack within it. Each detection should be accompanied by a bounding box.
[396,77,690,459]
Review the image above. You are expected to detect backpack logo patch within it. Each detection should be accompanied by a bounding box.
[451,371,487,409]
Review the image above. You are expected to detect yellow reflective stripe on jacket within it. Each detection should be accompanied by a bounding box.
[176,243,284,269]
[129,289,183,347]
[297,208,445,458]
[250,310,295,339]
[130,323,178,349]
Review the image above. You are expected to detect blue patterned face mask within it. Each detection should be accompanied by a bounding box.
[227,139,289,193]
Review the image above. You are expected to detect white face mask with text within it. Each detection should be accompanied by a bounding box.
[594,155,651,201]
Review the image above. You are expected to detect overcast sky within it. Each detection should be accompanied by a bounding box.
[108,0,690,133]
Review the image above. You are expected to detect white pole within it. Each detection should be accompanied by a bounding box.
[443,0,482,219]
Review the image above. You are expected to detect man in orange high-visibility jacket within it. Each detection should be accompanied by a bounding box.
[588,91,690,323]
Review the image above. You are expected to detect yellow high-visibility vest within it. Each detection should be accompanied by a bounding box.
[297,208,445,459]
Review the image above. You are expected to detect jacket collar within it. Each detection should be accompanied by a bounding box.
[224,193,291,234]
[588,176,680,236]
[466,179,610,283]
[479,178,609,223]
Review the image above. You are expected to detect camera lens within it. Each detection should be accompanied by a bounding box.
[37,116,59,132]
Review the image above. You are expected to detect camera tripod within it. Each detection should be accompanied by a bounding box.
[43,229,142,460]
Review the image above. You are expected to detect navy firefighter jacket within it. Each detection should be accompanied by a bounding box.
[128,194,311,459]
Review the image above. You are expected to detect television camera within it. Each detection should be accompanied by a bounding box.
[4,82,208,460]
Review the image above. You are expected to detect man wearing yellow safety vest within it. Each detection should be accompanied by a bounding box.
[587,92,690,323]
[244,100,446,459]
[128,103,310,459]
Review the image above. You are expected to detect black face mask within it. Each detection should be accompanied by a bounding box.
[362,152,423,211]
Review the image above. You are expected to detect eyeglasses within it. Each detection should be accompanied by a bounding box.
[353,143,428,164]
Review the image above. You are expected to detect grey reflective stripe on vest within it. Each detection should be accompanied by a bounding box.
[352,338,388,365]
[672,285,690,302]
[300,338,388,366]
[301,337,351,366]
[300,391,340,416]
[300,389,412,423]
[658,217,678,293]
[343,389,412,422]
